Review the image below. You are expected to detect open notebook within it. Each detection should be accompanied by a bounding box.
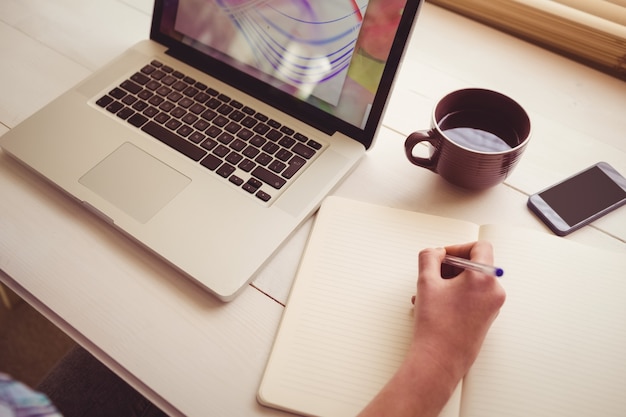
[258,196,626,417]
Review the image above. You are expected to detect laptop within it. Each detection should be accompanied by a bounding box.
[0,0,422,301]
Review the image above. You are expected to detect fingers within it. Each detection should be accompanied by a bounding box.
[415,242,498,304]
[417,247,446,282]
[444,241,494,265]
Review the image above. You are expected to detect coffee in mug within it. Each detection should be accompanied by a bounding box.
[404,88,531,189]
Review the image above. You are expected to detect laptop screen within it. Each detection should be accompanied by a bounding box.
[152,0,420,147]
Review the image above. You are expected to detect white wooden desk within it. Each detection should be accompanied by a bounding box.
[1,1,625,416]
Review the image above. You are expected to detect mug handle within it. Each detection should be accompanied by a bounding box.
[404,130,439,171]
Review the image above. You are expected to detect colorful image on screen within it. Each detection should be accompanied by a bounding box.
[173,0,406,128]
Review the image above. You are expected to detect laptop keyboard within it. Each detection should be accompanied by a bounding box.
[95,60,323,203]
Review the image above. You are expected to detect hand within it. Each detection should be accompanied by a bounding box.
[358,241,505,417]
[411,241,506,386]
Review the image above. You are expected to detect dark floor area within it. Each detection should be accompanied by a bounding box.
[0,286,76,388]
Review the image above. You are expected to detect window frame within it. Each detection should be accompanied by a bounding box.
[427,0,626,80]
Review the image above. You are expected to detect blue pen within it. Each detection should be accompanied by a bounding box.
[443,255,504,277]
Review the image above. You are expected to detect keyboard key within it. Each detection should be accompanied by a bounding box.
[141,64,156,75]
[194,92,210,103]
[122,95,137,105]
[241,116,257,128]
[237,128,253,141]
[293,143,316,159]
[142,121,207,161]
[280,126,295,136]
[121,80,142,94]
[128,113,148,128]
[229,175,244,186]
[230,139,246,152]
[282,156,306,179]
[253,123,270,135]
[243,146,260,159]
[207,98,221,109]
[182,113,198,124]
[262,142,279,154]
[200,108,217,120]
[130,72,150,85]
[162,75,177,85]
[148,95,164,106]
[275,149,293,162]
[201,138,218,151]
[172,80,187,91]
[214,145,230,157]
[176,125,193,137]
[179,97,194,108]
[206,125,221,138]
[213,115,229,127]
[226,151,243,165]
[138,89,153,100]
[217,132,234,145]
[189,131,206,144]
[168,91,183,102]
[183,86,199,97]
[224,121,241,134]
[154,112,170,124]
[151,70,165,80]
[266,129,282,142]
[268,160,286,173]
[255,152,272,166]
[146,80,160,91]
[117,107,135,120]
[106,101,124,114]
[96,95,114,108]
[109,88,126,99]
[217,103,234,116]
[158,101,175,112]
[252,166,286,189]
[200,154,221,170]
[238,159,256,172]
[190,103,206,115]
[279,136,296,148]
[193,119,210,131]
[217,163,236,178]
[243,178,262,193]
[256,190,271,202]
[132,101,148,112]
[143,106,159,118]
[267,119,281,128]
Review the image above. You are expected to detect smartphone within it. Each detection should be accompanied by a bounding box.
[527,162,626,236]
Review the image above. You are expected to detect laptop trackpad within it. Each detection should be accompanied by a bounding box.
[79,142,191,223]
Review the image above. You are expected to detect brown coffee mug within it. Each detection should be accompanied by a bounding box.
[404,88,531,190]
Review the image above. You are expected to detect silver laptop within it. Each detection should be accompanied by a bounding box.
[0,0,422,301]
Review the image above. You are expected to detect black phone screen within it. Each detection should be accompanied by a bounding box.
[539,165,626,226]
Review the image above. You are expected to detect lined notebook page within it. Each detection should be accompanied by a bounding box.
[259,196,479,417]
[462,225,626,417]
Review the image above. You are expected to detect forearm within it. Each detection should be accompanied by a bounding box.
[358,347,461,417]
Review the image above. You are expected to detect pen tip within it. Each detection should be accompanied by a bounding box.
[495,268,504,277]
